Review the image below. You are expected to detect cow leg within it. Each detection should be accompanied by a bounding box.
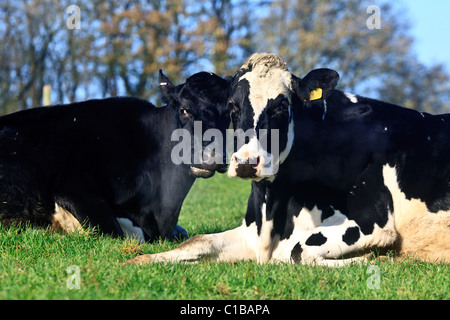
[123,224,256,265]
[290,226,371,267]
[290,164,397,266]
[51,203,84,233]
[56,196,124,238]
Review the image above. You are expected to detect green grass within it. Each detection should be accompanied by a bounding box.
[0,174,449,300]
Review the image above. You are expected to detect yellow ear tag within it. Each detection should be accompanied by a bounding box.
[309,88,322,101]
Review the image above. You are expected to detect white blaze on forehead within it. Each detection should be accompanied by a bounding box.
[240,67,293,127]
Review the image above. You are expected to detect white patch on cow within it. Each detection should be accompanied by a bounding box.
[240,67,293,128]
[117,217,145,244]
[295,206,323,231]
[214,224,258,262]
[321,209,347,227]
[52,203,83,233]
[382,164,450,262]
[345,92,358,103]
[365,212,397,248]
[382,165,429,231]
[255,202,279,262]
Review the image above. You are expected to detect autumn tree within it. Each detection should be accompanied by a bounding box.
[0,0,96,110]
[258,0,411,90]
[0,0,448,114]
[257,0,449,112]
[193,0,261,74]
[0,0,60,111]
[377,59,450,113]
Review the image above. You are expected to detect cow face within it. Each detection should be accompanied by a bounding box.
[160,70,230,178]
[227,53,339,181]
[227,53,294,181]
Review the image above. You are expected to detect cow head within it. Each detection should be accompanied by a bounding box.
[227,53,339,181]
[159,70,230,178]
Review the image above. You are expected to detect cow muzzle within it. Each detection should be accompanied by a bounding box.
[232,155,259,179]
[228,150,269,180]
[190,149,227,178]
[227,138,278,180]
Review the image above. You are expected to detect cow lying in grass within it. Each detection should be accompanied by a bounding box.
[124,53,450,265]
[0,71,229,242]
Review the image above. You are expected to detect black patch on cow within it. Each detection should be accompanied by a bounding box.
[346,162,393,235]
[320,206,335,221]
[255,94,291,155]
[290,242,303,264]
[392,113,450,213]
[244,181,267,234]
[305,232,327,246]
[342,226,360,246]
[229,79,255,135]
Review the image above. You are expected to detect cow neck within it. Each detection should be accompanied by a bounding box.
[244,174,298,241]
[155,104,179,155]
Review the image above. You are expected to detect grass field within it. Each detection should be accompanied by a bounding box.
[0,173,448,300]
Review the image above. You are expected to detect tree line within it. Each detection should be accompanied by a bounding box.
[0,0,448,114]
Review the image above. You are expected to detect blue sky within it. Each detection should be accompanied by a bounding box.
[399,0,450,71]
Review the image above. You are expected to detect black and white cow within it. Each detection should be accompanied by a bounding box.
[0,71,230,242]
[125,53,450,265]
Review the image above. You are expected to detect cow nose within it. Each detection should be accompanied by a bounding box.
[235,155,259,178]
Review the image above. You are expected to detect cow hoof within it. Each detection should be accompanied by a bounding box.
[172,225,189,240]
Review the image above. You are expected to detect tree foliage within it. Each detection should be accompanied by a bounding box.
[0,0,448,113]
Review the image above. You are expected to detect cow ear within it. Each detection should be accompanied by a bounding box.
[159,69,176,105]
[209,73,231,104]
[293,68,339,102]
[186,72,230,104]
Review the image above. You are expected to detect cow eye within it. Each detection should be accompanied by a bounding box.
[271,100,289,117]
[228,100,240,122]
[180,108,191,119]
